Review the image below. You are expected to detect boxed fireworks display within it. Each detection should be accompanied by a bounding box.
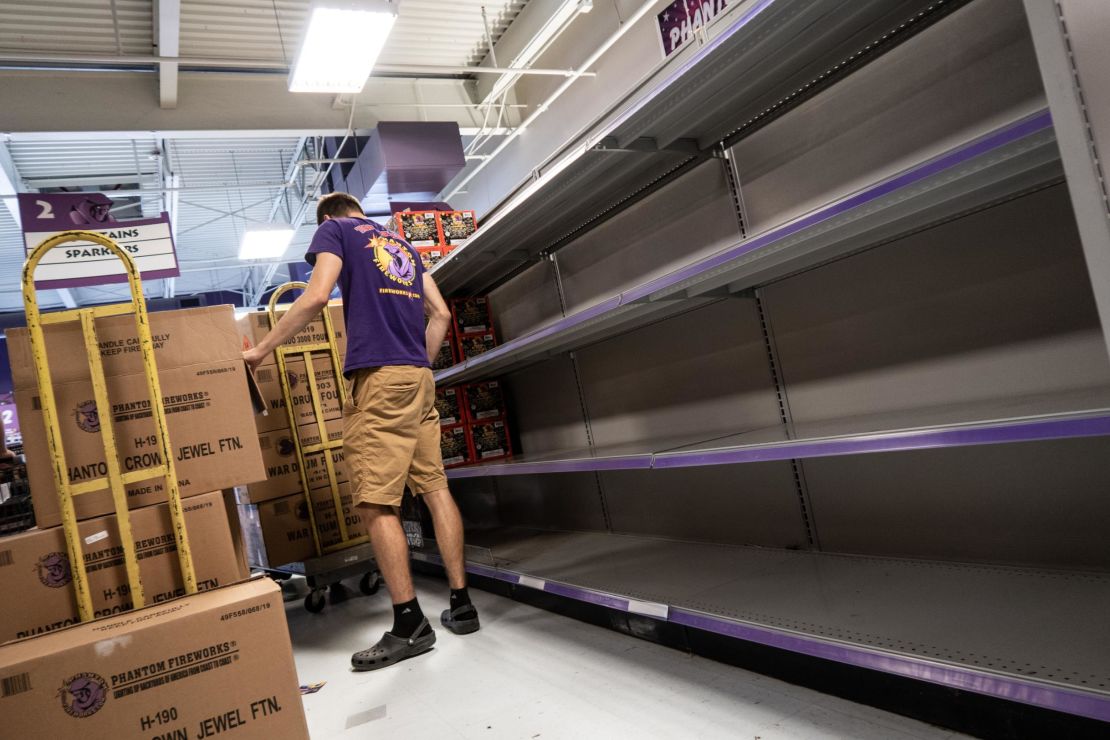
[0,578,309,739]
[458,331,498,360]
[451,296,494,335]
[394,210,442,247]
[0,491,242,644]
[5,306,266,529]
[440,425,473,468]
[439,210,477,246]
[435,387,465,426]
[416,246,452,270]
[463,381,506,421]
[470,419,513,462]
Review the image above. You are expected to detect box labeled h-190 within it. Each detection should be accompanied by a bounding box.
[0,578,309,739]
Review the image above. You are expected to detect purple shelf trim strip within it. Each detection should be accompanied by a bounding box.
[621,109,1054,304]
[669,609,1110,723]
[447,454,653,479]
[652,412,1110,468]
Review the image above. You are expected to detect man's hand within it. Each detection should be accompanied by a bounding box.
[243,346,268,372]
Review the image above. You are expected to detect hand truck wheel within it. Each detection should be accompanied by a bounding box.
[304,589,327,613]
[359,571,382,596]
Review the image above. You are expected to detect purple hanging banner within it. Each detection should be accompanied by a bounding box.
[657,0,729,57]
[18,192,179,289]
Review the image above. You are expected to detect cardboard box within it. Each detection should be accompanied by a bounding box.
[6,306,265,529]
[396,211,441,246]
[470,419,512,461]
[458,331,498,360]
[463,380,506,421]
[251,356,344,433]
[221,490,252,582]
[239,483,369,567]
[441,424,473,469]
[6,306,239,390]
[439,210,477,245]
[435,387,464,426]
[237,303,347,367]
[451,296,494,335]
[247,417,347,504]
[432,333,457,371]
[0,491,243,644]
[0,578,309,739]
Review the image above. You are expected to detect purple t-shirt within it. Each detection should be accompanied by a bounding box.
[306,217,429,373]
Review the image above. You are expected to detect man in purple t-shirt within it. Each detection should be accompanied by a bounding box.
[244,192,479,670]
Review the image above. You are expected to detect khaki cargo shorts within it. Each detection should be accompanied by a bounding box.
[342,365,447,507]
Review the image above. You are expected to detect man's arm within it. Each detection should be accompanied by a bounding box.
[423,272,452,364]
[242,252,343,370]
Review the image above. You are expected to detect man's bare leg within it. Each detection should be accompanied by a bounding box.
[421,487,481,634]
[421,487,467,589]
[362,504,416,603]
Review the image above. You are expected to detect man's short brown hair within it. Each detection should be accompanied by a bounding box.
[316,192,364,225]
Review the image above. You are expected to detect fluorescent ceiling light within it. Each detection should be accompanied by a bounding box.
[239,227,295,260]
[289,0,398,93]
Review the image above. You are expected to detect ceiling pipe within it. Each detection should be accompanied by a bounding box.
[0,52,596,78]
[443,0,657,201]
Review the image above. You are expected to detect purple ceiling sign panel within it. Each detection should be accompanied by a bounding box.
[18,192,179,290]
[657,0,730,58]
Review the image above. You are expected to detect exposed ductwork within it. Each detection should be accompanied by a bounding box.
[322,122,466,211]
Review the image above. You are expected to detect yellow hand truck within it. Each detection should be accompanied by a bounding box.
[255,282,380,613]
[22,231,196,622]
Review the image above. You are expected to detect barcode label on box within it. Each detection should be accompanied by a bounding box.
[0,550,12,567]
[2,673,31,697]
[274,500,291,515]
[85,530,109,545]
[32,396,42,411]
[259,436,272,450]
[256,368,274,383]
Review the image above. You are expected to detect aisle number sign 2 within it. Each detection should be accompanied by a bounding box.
[18,192,180,289]
[657,0,728,57]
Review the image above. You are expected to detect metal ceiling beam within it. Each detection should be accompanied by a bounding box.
[154,0,181,109]
[0,52,594,78]
[0,74,517,135]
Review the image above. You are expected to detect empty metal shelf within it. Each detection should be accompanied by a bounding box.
[414,528,1110,721]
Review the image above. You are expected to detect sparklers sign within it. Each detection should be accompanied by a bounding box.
[657,0,729,57]
[18,192,179,289]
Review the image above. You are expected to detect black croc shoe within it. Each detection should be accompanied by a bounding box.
[441,605,480,635]
[351,619,436,671]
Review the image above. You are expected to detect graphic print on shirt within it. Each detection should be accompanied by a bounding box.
[372,235,416,286]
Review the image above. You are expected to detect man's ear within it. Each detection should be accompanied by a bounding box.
[323,214,333,221]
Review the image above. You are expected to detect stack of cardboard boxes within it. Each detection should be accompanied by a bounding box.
[235,304,370,568]
[0,305,308,737]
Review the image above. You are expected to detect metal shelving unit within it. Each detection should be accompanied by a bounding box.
[448,390,1110,478]
[432,0,966,296]
[414,529,1110,722]
[429,0,1110,729]
[436,109,1061,387]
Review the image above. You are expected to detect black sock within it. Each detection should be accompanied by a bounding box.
[391,598,430,638]
[450,588,474,613]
